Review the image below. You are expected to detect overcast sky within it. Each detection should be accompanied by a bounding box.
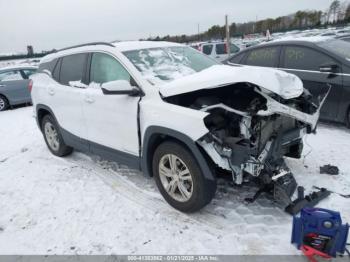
[0,0,333,53]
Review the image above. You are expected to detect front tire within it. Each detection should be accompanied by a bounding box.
[152,141,216,213]
[0,95,9,111]
[41,114,73,157]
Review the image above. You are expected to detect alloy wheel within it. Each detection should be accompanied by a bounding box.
[0,97,5,111]
[158,154,193,202]
[44,122,60,151]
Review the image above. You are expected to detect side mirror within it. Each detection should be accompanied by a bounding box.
[319,63,338,74]
[101,80,142,96]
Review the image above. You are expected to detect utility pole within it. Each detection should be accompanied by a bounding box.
[253,15,258,33]
[198,23,200,41]
[225,15,230,58]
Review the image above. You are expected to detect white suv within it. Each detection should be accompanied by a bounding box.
[31,41,325,212]
[193,41,241,61]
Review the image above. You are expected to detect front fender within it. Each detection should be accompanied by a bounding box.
[141,126,216,182]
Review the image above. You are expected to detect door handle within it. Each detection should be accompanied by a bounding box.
[0,84,4,87]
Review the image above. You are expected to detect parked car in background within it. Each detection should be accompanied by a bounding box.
[225,37,350,127]
[0,66,36,111]
[336,34,350,42]
[193,41,240,62]
[31,41,324,212]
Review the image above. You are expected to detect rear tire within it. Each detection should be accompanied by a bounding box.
[152,141,216,213]
[41,114,73,157]
[0,95,9,111]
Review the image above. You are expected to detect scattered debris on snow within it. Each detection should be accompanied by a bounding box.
[320,164,340,176]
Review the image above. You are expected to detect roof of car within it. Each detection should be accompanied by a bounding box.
[269,36,334,44]
[226,35,349,64]
[40,41,184,63]
[233,36,335,52]
[112,41,183,51]
[0,65,37,71]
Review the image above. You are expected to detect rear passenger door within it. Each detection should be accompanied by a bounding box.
[280,45,342,121]
[47,53,88,143]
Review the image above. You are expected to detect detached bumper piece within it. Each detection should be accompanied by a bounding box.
[285,187,331,215]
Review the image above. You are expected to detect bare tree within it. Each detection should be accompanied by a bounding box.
[328,0,341,22]
[345,2,350,21]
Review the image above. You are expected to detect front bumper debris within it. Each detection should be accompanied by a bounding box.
[285,186,331,215]
[256,87,330,131]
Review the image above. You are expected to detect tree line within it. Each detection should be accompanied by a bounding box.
[146,0,350,43]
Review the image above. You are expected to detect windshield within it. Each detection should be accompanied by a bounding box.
[318,39,350,61]
[123,46,219,84]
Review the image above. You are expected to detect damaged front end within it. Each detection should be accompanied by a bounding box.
[165,82,329,208]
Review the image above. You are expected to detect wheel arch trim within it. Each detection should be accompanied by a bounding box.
[0,93,10,106]
[141,126,215,181]
[36,104,58,129]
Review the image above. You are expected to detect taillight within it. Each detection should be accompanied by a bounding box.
[28,79,33,92]
[224,43,228,54]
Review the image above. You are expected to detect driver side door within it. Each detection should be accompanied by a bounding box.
[83,52,141,158]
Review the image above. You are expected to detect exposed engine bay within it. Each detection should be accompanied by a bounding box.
[164,82,329,207]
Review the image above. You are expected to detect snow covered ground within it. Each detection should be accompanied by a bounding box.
[0,106,349,255]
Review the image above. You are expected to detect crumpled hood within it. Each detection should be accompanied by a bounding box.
[159,65,304,100]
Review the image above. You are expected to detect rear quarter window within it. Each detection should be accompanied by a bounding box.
[38,59,58,74]
[282,46,336,71]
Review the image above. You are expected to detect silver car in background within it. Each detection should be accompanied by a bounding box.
[0,66,37,111]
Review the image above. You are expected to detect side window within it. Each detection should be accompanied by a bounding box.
[202,45,213,55]
[230,44,240,54]
[59,53,87,86]
[0,70,23,81]
[245,47,280,67]
[90,53,131,84]
[38,59,57,74]
[282,46,336,71]
[229,52,246,64]
[21,69,37,79]
[52,58,61,82]
[215,43,226,55]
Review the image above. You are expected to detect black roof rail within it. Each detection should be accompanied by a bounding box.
[55,42,115,52]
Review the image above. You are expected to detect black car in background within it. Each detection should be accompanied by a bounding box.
[224,38,350,127]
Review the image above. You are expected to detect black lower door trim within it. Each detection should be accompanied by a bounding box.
[60,127,140,170]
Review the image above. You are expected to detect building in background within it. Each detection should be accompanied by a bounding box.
[27,46,34,57]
